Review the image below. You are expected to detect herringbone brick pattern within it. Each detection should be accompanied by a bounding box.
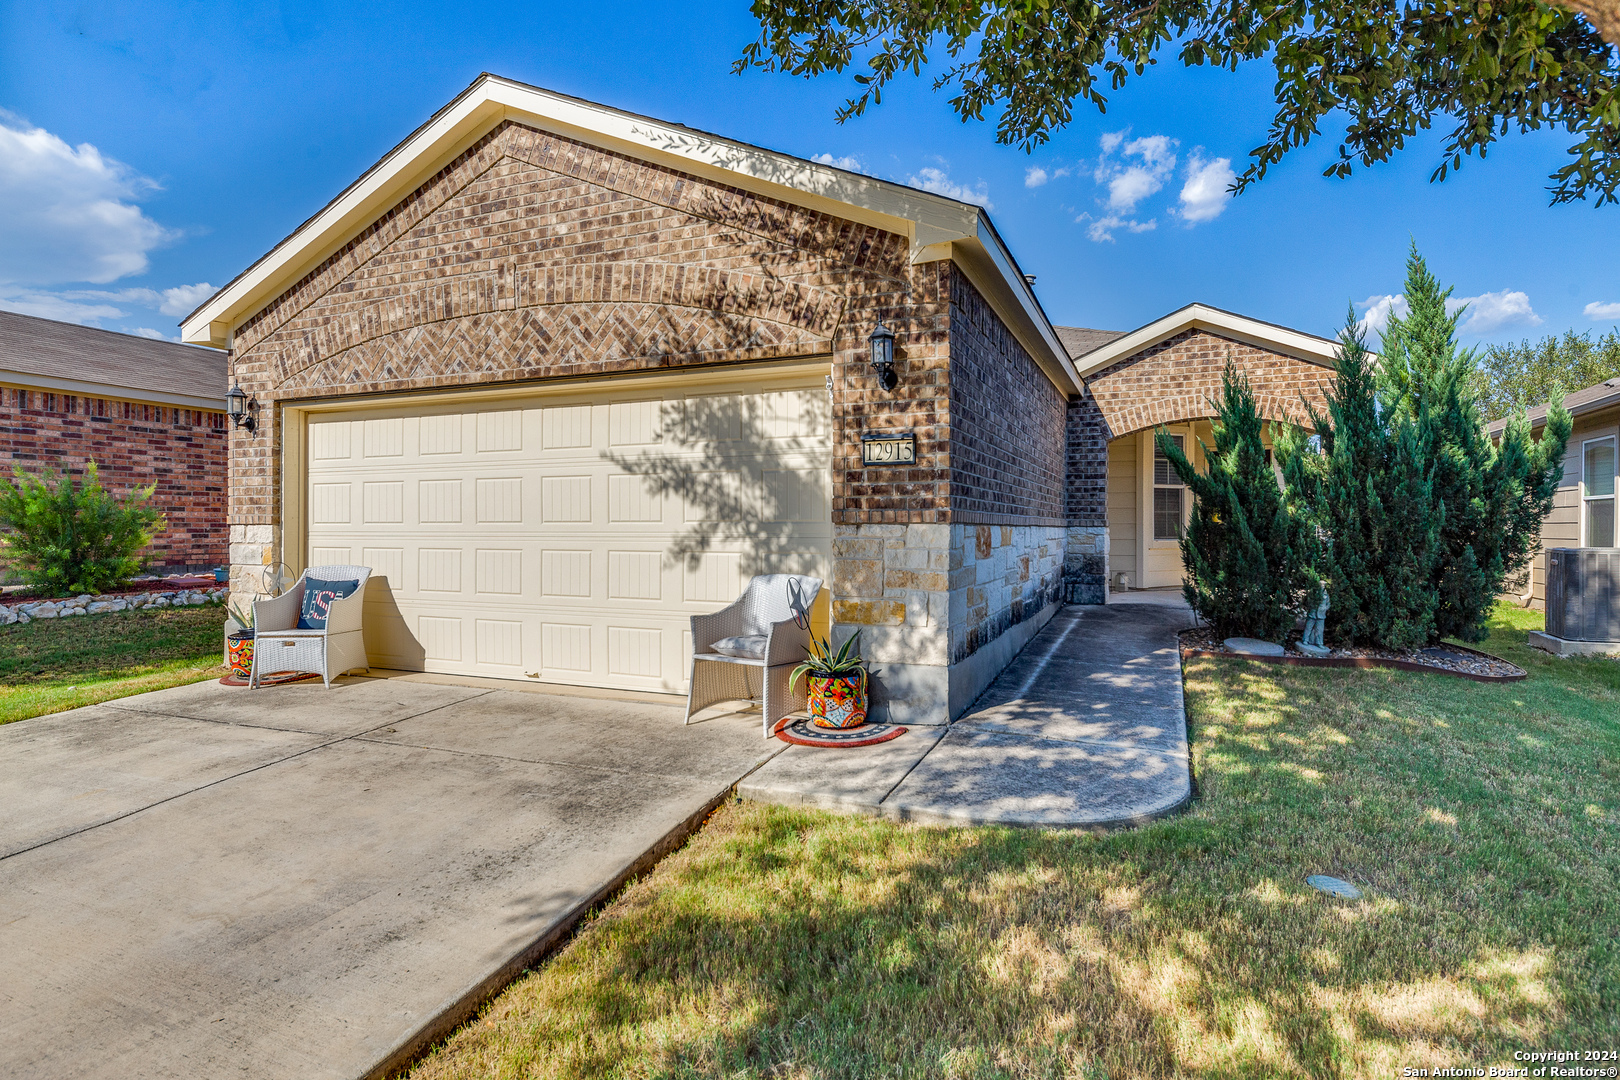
[1085,328,1332,440]
[231,119,961,527]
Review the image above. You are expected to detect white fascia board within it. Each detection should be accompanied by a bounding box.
[183,75,997,348]
[0,371,225,412]
[1072,303,1342,380]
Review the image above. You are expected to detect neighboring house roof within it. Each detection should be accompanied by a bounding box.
[1486,377,1620,436]
[181,72,1081,394]
[1053,325,1127,361]
[1066,303,1342,380]
[0,310,227,412]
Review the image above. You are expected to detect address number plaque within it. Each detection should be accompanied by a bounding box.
[860,432,916,466]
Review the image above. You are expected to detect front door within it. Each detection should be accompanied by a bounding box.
[1139,427,1192,588]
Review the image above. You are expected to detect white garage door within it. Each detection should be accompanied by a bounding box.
[302,375,831,693]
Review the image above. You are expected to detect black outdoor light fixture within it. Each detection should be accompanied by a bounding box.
[868,318,897,391]
[226,382,256,433]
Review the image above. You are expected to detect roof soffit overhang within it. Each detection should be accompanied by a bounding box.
[1073,303,1344,381]
[181,75,1080,395]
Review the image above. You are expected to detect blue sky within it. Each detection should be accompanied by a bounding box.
[3,0,1618,349]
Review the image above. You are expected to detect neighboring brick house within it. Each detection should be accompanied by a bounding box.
[0,311,228,575]
[180,74,1334,724]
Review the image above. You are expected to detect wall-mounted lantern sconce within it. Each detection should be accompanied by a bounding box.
[868,318,897,391]
[226,382,257,433]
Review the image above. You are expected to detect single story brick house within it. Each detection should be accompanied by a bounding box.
[0,310,229,575]
[1488,377,1620,609]
[183,74,1333,723]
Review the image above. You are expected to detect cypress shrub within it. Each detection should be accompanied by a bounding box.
[1298,310,1441,649]
[1381,247,1571,642]
[1157,360,1319,641]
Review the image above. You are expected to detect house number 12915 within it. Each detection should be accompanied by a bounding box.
[861,433,916,466]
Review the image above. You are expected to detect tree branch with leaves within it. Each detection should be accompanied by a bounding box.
[739,0,1620,204]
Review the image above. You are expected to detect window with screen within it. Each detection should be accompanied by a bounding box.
[1153,435,1185,541]
[1584,437,1616,547]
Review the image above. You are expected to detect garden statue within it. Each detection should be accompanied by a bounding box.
[1299,594,1331,657]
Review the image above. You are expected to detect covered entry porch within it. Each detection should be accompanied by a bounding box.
[1057,304,1341,600]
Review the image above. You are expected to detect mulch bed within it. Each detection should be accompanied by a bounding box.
[2,575,222,602]
[1179,627,1527,682]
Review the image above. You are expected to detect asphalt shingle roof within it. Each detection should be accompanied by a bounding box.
[1053,325,1128,361]
[1487,376,1620,435]
[0,310,226,404]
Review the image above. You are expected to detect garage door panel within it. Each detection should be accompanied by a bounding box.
[307,376,830,691]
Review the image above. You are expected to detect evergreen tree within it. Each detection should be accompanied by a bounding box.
[1157,360,1318,641]
[1380,246,1572,641]
[1296,309,1441,649]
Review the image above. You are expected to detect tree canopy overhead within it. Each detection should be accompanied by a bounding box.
[738,0,1620,204]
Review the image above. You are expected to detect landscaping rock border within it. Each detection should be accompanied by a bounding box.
[0,586,228,626]
[1179,627,1527,682]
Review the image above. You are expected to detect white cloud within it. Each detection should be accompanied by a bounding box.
[0,288,128,324]
[906,166,993,209]
[1356,289,1541,337]
[1024,164,1069,189]
[1355,293,1409,337]
[132,327,175,341]
[1584,300,1620,320]
[0,280,215,330]
[1177,154,1236,224]
[811,152,863,172]
[1106,167,1164,212]
[1079,130,1181,241]
[1122,134,1176,171]
[0,115,175,286]
[1451,289,1541,335]
[1077,212,1158,244]
[156,282,215,316]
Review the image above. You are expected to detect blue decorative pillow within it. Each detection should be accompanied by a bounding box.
[298,576,360,630]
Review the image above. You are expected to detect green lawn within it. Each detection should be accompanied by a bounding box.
[0,605,225,725]
[409,604,1619,1080]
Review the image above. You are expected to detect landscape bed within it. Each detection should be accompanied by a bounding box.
[1179,626,1529,681]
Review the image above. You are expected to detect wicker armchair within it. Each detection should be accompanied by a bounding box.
[250,564,372,689]
[685,574,822,739]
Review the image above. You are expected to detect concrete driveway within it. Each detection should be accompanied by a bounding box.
[0,674,778,1080]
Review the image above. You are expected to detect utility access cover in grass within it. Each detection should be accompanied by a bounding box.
[1306,874,1363,899]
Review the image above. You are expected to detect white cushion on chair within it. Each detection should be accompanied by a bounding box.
[709,634,767,660]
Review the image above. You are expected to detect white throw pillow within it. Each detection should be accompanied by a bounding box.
[710,634,767,660]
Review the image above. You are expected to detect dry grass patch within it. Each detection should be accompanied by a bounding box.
[409,605,1618,1079]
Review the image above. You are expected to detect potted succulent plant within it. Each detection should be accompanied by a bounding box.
[789,630,868,729]
[226,601,255,679]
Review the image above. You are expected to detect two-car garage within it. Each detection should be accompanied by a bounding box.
[294,365,832,693]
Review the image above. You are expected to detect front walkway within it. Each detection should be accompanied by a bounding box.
[741,602,1195,827]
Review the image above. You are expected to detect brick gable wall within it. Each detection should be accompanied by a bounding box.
[946,272,1066,526]
[230,119,950,530]
[1084,328,1333,439]
[0,386,227,572]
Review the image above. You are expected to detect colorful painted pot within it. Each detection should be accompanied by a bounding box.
[808,674,867,729]
[228,631,255,679]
